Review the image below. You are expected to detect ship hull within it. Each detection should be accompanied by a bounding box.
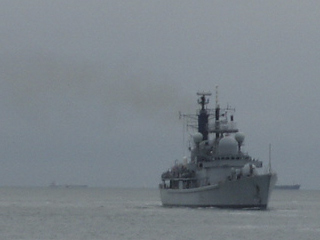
[160,173,277,209]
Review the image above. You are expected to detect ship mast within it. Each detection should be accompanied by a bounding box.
[197,91,211,141]
[215,86,220,139]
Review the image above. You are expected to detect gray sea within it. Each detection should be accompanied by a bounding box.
[0,187,319,240]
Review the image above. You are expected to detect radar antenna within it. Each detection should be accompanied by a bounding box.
[197,92,211,110]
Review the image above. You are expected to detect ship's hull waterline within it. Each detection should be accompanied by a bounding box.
[160,173,277,209]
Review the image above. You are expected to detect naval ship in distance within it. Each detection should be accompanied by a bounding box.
[159,89,277,209]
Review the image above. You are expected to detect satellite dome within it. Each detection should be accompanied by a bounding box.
[219,136,238,155]
[235,132,245,144]
[193,132,203,143]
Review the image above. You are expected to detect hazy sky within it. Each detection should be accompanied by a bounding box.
[1,1,320,189]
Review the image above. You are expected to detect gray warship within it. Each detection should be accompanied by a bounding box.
[159,89,277,209]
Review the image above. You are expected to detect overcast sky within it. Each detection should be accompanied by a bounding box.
[0,1,319,189]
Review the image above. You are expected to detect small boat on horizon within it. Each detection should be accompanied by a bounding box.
[274,184,300,190]
[49,182,88,189]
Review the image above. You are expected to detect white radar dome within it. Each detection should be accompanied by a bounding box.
[242,163,257,176]
[193,132,203,143]
[218,136,238,155]
[235,132,245,144]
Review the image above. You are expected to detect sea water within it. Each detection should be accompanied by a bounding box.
[0,187,319,240]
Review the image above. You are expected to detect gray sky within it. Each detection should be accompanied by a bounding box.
[1,1,320,189]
